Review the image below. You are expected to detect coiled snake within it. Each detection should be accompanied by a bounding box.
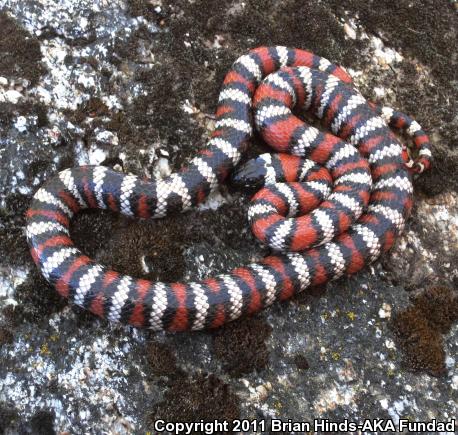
[26,47,432,331]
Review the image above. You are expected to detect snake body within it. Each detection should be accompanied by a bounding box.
[26,47,431,331]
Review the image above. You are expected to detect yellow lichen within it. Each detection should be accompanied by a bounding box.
[274,401,283,411]
[331,351,341,361]
[346,311,356,321]
[40,343,50,356]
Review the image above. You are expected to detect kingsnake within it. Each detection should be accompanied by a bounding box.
[26,47,432,331]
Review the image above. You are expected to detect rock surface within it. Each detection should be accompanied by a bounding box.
[0,0,457,433]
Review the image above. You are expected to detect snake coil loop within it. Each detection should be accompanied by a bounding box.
[26,47,431,331]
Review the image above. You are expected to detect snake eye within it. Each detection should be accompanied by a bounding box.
[230,156,267,191]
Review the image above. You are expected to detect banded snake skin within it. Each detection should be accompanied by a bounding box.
[26,47,432,331]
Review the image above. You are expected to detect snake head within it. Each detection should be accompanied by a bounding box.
[230,155,268,191]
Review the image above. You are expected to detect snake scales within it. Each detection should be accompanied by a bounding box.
[26,47,431,331]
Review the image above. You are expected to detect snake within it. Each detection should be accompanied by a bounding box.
[25,46,432,331]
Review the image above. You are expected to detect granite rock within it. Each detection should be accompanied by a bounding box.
[0,0,457,433]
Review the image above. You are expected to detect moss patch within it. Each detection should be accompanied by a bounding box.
[2,268,67,328]
[0,326,14,347]
[0,12,46,85]
[29,410,56,435]
[0,403,20,433]
[391,286,458,376]
[293,354,310,370]
[0,405,55,435]
[146,340,182,377]
[212,317,271,377]
[128,0,162,22]
[0,101,48,133]
[149,373,240,424]
[68,97,110,124]
[0,192,32,268]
